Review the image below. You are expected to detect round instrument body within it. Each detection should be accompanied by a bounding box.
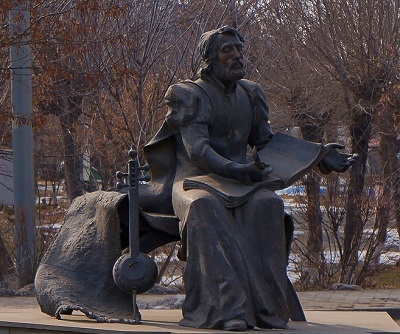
[113,252,158,294]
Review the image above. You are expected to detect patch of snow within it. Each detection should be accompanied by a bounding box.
[379,252,400,265]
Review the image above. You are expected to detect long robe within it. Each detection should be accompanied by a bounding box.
[163,75,289,329]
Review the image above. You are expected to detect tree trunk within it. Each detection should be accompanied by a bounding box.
[382,102,400,253]
[375,131,397,253]
[289,88,326,287]
[342,109,372,283]
[372,103,399,269]
[59,99,84,203]
[0,236,13,285]
[395,172,400,243]
[300,122,325,287]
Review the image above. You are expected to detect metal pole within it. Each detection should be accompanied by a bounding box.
[10,5,36,288]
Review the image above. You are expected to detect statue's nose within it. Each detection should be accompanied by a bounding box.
[234,47,242,58]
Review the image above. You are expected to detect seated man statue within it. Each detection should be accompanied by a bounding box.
[142,26,356,331]
[35,26,356,331]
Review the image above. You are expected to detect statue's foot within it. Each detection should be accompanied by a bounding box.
[222,319,247,331]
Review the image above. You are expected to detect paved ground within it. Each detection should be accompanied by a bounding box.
[0,290,399,333]
[298,289,400,311]
[134,288,400,325]
[1,308,398,333]
[298,288,400,325]
[1,288,399,319]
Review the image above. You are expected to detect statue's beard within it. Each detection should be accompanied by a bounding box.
[211,60,245,83]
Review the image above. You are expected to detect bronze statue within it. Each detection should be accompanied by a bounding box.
[35,26,357,331]
[142,26,356,331]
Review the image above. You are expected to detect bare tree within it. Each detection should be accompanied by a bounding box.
[264,0,400,284]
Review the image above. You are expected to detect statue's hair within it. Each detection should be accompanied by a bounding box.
[198,26,244,76]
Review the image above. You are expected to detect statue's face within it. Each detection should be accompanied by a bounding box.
[211,33,245,84]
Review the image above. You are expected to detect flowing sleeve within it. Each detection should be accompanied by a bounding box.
[164,82,211,129]
[164,82,247,182]
[239,80,274,149]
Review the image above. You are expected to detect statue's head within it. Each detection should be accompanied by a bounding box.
[198,26,245,84]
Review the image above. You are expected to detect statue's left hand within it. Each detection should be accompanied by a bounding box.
[319,143,358,174]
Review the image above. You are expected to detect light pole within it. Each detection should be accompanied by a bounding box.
[10,4,36,288]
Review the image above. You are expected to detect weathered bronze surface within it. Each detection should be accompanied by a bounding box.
[141,27,355,331]
[35,26,356,331]
[113,148,156,323]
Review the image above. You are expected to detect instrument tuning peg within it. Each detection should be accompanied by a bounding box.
[128,147,137,159]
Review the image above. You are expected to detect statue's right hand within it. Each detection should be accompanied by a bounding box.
[236,168,253,185]
[240,162,273,184]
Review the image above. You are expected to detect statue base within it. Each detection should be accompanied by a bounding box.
[0,303,398,333]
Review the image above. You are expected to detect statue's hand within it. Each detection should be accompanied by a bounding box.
[319,143,358,174]
[241,161,273,184]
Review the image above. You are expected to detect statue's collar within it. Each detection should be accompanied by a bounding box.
[202,73,238,94]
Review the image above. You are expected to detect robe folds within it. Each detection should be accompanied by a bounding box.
[164,76,290,329]
[35,76,291,329]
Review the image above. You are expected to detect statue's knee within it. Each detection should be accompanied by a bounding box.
[189,192,222,213]
[253,190,284,211]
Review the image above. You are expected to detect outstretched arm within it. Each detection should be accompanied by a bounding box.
[318,143,358,174]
